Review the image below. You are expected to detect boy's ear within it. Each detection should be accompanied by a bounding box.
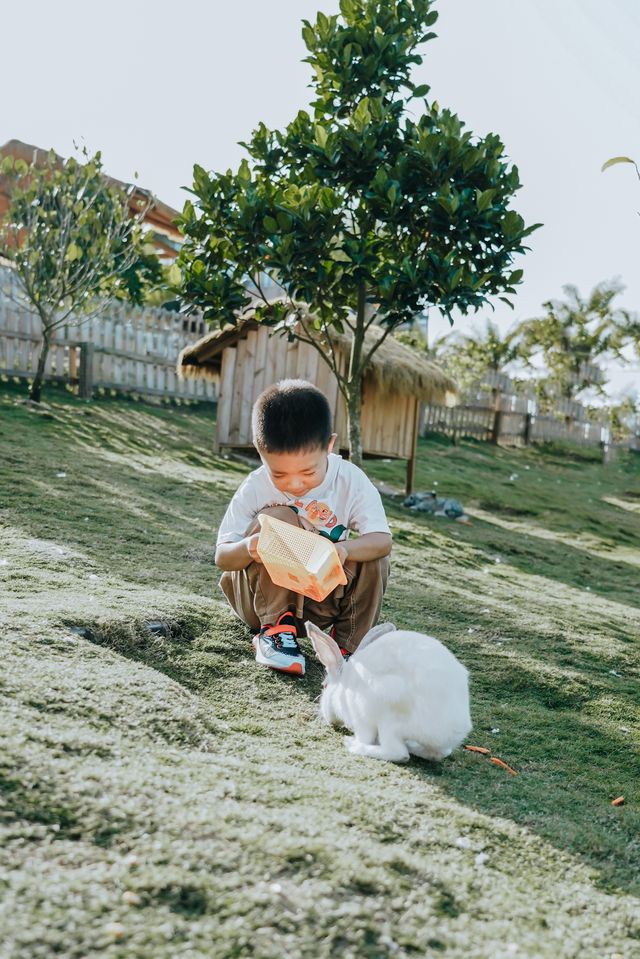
[327,433,338,454]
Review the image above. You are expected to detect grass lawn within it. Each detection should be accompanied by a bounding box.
[1,380,639,959]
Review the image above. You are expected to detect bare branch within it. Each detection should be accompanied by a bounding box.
[361,321,395,372]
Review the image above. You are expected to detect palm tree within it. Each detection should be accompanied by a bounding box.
[515,281,632,402]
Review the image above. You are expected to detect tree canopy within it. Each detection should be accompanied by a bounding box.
[514,281,633,402]
[177,0,539,461]
[0,148,161,402]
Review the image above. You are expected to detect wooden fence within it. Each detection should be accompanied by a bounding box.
[0,274,217,402]
[421,402,613,453]
[418,366,639,455]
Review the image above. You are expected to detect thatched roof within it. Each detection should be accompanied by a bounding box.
[177,304,458,404]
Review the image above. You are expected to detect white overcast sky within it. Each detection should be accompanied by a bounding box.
[3,0,639,396]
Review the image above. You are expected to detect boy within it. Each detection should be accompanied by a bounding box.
[216,379,392,676]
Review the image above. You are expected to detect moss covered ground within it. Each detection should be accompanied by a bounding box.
[1,381,639,958]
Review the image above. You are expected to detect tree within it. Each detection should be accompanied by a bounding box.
[437,319,524,393]
[515,281,632,402]
[0,148,161,403]
[606,393,639,443]
[177,0,539,464]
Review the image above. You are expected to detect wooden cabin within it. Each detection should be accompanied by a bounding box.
[177,310,457,493]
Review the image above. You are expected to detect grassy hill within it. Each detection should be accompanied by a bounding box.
[1,381,639,959]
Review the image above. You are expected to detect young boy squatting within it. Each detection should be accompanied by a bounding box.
[215,379,392,676]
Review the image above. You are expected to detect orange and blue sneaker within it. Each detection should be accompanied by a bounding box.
[253,611,305,676]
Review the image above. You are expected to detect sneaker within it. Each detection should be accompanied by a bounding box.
[329,625,351,661]
[253,612,305,675]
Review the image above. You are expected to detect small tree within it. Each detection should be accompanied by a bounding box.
[0,148,161,402]
[177,0,539,464]
[438,320,524,393]
[515,281,633,403]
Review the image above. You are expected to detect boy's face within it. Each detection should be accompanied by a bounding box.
[259,434,337,497]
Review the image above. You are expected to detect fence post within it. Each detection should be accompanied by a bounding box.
[491,408,503,444]
[405,398,421,495]
[79,342,94,399]
[523,401,537,446]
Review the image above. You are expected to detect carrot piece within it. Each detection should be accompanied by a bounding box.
[611,796,625,807]
[490,757,518,776]
[464,745,491,755]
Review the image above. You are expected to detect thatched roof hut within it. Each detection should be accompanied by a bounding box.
[178,306,457,493]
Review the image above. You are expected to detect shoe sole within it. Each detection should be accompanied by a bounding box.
[268,662,304,675]
[251,639,305,676]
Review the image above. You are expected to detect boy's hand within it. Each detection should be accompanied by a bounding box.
[297,515,319,534]
[246,533,263,564]
[335,543,349,566]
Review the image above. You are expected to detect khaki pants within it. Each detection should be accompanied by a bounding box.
[219,506,390,653]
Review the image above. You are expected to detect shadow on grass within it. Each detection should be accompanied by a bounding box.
[387,503,640,612]
[71,606,640,900]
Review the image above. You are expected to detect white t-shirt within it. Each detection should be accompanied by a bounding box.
[216,453,390,547]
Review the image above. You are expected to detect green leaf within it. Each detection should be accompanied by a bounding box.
[276,211,293,231]
[412,84,430,98]
[64,242,83,262]
[263,216,278,233]
[601,156,636,172]
[314,126,328,149]
[472,272,493,291]
[502,210,524,238]
[352,98,371,130]
[317,11,330,38]
[167,263,182,287]
[301,23,316,48]
[476,188,496,212]
[339,0,357,20]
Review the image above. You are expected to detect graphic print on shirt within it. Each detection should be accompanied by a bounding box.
[289,499,348,542]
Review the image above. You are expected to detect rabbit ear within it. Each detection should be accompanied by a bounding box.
[305,621,344,675]
[356,622,396,654]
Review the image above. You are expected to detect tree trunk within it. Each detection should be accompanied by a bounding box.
[346,281,367,466]
[346,381,363,465]
[29,328,51,403]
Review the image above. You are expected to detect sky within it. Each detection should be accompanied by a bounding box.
[3,0,639,398]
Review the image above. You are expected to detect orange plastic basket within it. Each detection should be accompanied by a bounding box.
[256,514,348,602]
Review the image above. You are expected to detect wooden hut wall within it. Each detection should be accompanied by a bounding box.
[215,327,417,461]
[360,377,417,459]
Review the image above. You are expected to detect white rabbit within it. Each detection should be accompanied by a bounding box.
[305,620,472,763]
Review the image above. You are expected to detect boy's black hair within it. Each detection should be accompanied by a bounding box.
[252,379,333,453]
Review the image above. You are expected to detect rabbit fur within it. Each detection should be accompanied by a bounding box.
[306,620,471,763]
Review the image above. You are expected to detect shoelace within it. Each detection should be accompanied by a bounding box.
[276,635,299,650]
[261,625,299,652]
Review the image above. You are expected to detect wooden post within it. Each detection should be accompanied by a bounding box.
[523,412,533,445]
[79,342,94,399]
[405,397,420,496]
[491,408,503,444]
